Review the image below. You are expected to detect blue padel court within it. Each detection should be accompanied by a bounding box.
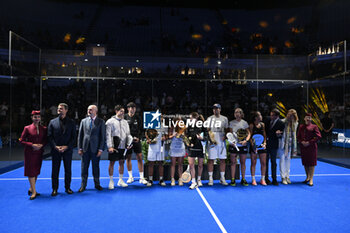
[1,158,350,233]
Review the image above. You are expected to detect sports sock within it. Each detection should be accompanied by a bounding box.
[220,172,225,179]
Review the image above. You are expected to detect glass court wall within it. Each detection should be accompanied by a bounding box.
[1,48,348,164]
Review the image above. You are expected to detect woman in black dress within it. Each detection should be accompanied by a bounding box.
[249,111,267,186]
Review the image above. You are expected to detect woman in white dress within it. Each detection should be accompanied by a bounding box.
[168,117,186,186]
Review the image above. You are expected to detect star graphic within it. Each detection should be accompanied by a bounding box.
[150,110,161,122]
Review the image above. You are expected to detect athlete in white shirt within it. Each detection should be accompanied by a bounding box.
[145,125,167,187]
[106,105,132,189]
[206,104,229,186]
[228,108,251,186]
[168,117,186,186]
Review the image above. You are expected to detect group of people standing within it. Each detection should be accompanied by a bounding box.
[19,102,322,200]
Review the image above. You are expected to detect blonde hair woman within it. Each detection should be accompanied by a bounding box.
[279,109,298,185]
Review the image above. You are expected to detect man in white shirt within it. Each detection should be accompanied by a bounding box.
[106,105,132,189]
[206,104,229,186]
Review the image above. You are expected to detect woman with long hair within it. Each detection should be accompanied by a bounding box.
[187,112,207,189]
[249,111,267,186]
[168,117,186,186]
[279,109,298,185]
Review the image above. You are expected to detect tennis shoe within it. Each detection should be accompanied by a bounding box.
[147,180,153,187]
[139,178,148,185]
[241,179,249,186]
[260,179,267,186]
[127,177,134,184]
[179,180,184,186]
[220,178,228,186]
[117,179,128,187]
[189,183,198,190]
[108,180,114,190]
[252,179,257,186]
[159,179,166,186]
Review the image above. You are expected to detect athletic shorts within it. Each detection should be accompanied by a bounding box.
[228,145,248,154]
[148,151,165,162]
[188,149,204,158]
[108,149,125,161]
[250,146,267,154]
[126,141,142,155]
[208,142,227,160]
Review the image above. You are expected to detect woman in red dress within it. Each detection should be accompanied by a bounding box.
[297,113,322,186]
[19,111,47,200]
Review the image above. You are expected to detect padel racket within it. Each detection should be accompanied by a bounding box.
[181,165,191,183]
[252,134,264,153]
[226,132,239,151]
[123,135,134,156]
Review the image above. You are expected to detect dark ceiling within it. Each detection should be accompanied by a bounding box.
[46,0,328,9]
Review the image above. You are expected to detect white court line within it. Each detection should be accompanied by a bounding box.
[196,187,228,233]
[0,177,141,181]
[245,174,350,177]
[1,174,350,181]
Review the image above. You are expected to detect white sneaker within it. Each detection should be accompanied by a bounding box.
[220,178,228,186]
[189,183,198,190]
[208,178,214,186]
[171,178,176,186]
[146,180,153,187]
[108,180,115,190]
[159,179,166,186]
[127,177,134,184]
[287,177,291,184]
[197,180,203,187]
[117,179,128,187]
[178,180,183,186]
[139,178,148,185]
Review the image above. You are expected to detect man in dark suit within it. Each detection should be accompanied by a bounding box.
[265,109,285,185]
[48,103,76,196]
[77,105,106,192]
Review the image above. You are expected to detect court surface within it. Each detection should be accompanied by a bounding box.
[1,158,350,233]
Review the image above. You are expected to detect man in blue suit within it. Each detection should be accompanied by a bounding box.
[78,105,106,192]
[265,109,285,185]
[48,103,76,196]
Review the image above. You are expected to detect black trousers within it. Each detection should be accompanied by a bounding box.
[266,148,278,181]
[52,150,72,190]
[81,148,101,187]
